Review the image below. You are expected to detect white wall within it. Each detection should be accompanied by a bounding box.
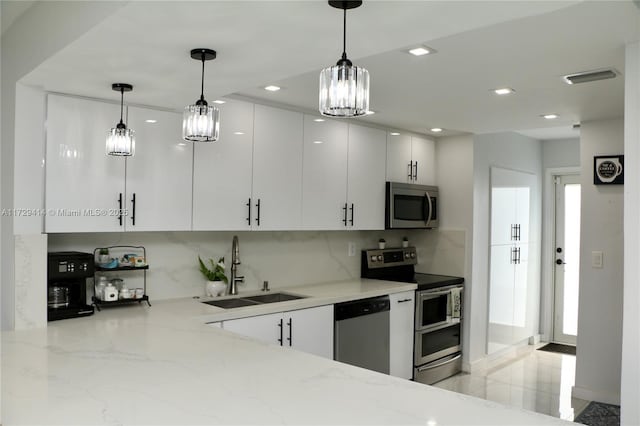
[573,118,624,405]
[542,138,580,169]
[434,135,474,368]
[622,41,640,426]
[470,132,542,367]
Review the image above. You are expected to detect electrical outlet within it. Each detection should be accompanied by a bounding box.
[348,242,356,257]
[592,251,603,268]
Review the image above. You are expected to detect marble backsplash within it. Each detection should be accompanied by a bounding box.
[47,229,466,301]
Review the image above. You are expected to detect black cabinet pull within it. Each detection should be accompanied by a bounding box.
[407,161,413,179]
[510,224,515,241]
[342,203,348,226]
[277,318,283,346]
[510,247,515,264]
[397,298,412,303]
[246,198,251,226]
[349,203,354,226]
[255,199,261,226]
[516,224,521,241]
[287,318,292,346]
[516,247,521,264]
[131,193,136,226]
[117,193,123,226]
[413,161,418,180]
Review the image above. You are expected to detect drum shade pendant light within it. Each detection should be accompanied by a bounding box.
[319,1,370,117]
[183,48,220,142]
[106,83,135,156]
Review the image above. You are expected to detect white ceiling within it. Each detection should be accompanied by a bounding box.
[18,1,639,140]
[1,0,36,35]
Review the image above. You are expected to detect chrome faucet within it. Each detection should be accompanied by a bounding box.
[228,235,244,295]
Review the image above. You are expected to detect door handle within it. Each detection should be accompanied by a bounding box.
[277,318,283,346]
[117,193,123,226]
[349,203,354,226]
[407,161,413,180]
[342,203,348,226]
[286,318,292,346]
[397,299,413,303]
[413,161,418,181]
[556,259,566,265]
[246,198,251,225]
[131,193,136,226]
[255,199,261,226]
[425,192,433,227]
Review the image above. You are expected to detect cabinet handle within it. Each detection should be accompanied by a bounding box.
[413,161,418,181]
[117,193,123,226]
[277,318,283,346]
[131,193,136,226]
[255,199,261,226]
[516,247,521,264]
[246,198,251,226]
[408,161,413,180]
[286,318,292,346]
[510,247,515,264]
[397,298,413,303]
[342,203,348,226]
[510,224,515,241]
[349,203,354,226]
[516,224,521,241]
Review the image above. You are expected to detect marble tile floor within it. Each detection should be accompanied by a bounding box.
[433,347,590,422]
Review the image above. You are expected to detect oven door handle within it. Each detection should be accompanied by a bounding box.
[416,353,462,372]
[420,289,451,298]
[425,192,433,227]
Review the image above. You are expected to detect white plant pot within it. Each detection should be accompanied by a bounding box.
[206,280,227,297]
[378,242,386,249]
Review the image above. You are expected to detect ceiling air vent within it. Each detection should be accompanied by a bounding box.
[563,68,618,85]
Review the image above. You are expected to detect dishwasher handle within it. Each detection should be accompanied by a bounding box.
[334,295,390,321]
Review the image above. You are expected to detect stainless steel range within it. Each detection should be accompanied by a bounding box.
[361,246,464,384]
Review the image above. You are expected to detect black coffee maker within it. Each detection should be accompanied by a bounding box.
[47,251,95,321]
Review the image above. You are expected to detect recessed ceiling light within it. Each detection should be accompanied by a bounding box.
[364,110,376,115]
[234,131,245,135]
[313,140,323,144]
[542,114,559,120]
[430,128,443,133]
[493,88,514,95]
[145,119,157,123]
[390,132,401,136]
[408,46,435,56]
[264,85,281,92]
[314,118,325,122]
[213,100,226,104]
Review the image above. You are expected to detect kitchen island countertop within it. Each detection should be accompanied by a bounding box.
[2,278,571,425]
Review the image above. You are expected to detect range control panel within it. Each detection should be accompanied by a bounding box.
[363,247,417,269]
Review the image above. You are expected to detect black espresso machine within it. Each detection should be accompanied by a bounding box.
[47,251,95,321]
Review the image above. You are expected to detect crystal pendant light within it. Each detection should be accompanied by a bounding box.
[183,48,220,142]
[319,0,370,118]
[106,83,135,156]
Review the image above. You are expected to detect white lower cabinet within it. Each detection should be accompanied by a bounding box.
[389,291,415,379]
[221,305,333,359]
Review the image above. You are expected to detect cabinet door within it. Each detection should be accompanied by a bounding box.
[490,187,517,245]
[126,106,192,231]
[45,94,126,233]
[301,115,348,229]
[284,305,334,359]
[410,135,436,185]
[386,132,412,183]
[193,100,254,230]
[222,312,283,346]
[347,125,387,230]
[512,243,531,342]
[389,291,415,379]
[252,105,303,230]
[515,186,532,244]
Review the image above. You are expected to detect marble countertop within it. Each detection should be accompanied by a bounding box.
[2,278,572,425]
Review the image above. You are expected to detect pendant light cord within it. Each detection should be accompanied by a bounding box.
[342,7,347,60]
[119,87,124,125]
[200,53,206,102]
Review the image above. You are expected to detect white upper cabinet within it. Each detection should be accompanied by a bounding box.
[252,105,304,230]
[45,94,126,233]
[302,115,348,229]
[126,106,192,231]
[192,100,254,231]
[347,124,386,230]
[386,132,436,185]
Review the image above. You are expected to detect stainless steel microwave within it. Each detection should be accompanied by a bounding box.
[385,182,438,229]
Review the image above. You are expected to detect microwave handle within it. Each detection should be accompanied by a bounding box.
[425,192,433,227]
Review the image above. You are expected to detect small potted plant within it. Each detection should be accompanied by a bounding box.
[378,238,386,249]
[402,237,409,248]
[198,256,228,297]
[98,248,110,265]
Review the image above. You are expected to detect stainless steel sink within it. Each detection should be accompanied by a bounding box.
[203,298,260,309]
[244,292,306,304]
[202,292,306,309]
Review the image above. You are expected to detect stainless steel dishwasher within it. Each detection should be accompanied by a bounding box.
[334,295,390,374]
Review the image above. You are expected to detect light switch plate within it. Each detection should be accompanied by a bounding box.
[348,242,356,257]
[592,251,603,268]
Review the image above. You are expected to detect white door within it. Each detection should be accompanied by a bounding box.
[284,305,334,359]
[301,115,348,229]
[192,100,254,230]
[490,187,517,245]
[347,124,387,230]
[386,132,412,183]
[252,105,304,230]
[389,291,415,379]
[222,312,284,346]
[553,174,581,345]
[45,94,126,233]
[410,135,436,185]
[126,106,192,231]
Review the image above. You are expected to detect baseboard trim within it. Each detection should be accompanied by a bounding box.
[572,386,621,405]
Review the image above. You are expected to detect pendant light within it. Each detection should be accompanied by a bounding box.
[319,0,370,118]
[183,48,220,142]
[106,83,135,156]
